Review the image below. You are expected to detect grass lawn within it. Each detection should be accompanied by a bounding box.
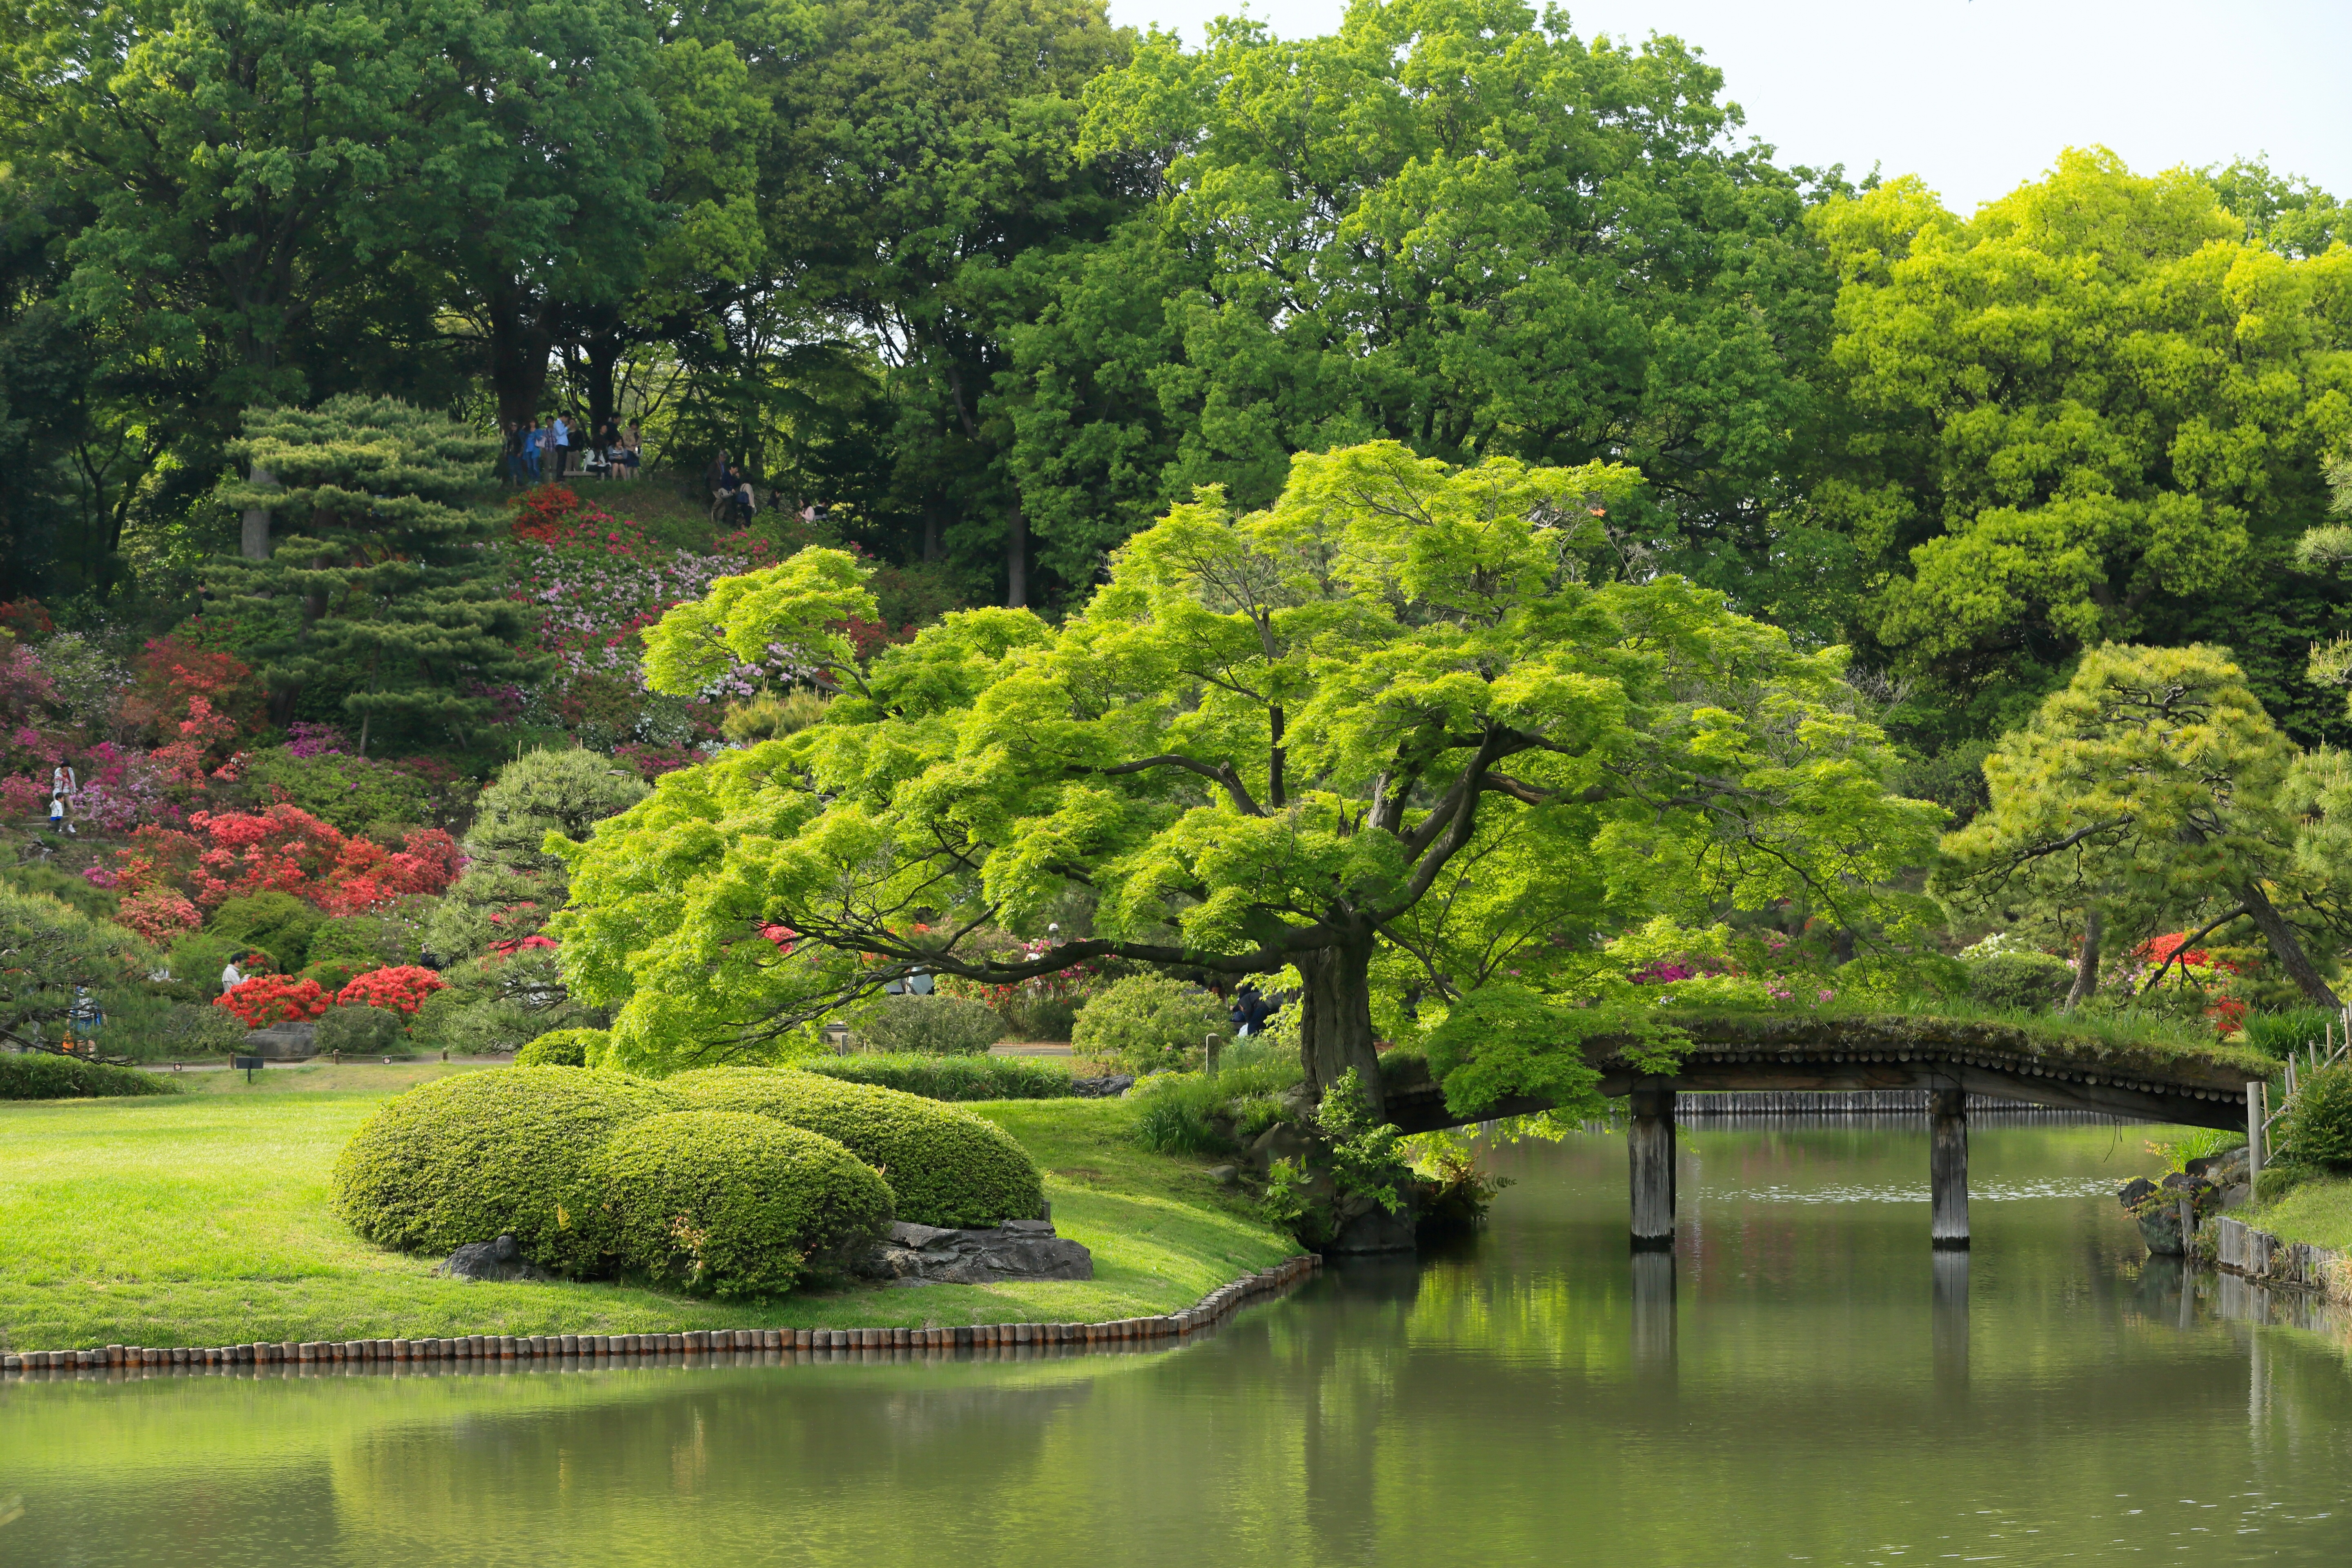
[2244,1175,2352,1254]
[0,1062,1294,1354]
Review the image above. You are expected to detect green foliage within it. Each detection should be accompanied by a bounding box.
[1070,977,1228,1074]
[995,988,1082,1044]
[409,950,600,1056]
[1127,1040,1303,1154]
[2244,1009,2336,1062]
[213,397,549,749]
[0,1053,179,1100]
[0,886,158,1053]
[424,749,648,963]
[598,1110,893,1298]
[853,994,1005,1056]
[720,690,830,743]
[315,1005,407,1057]
[2146,1127,2247,1174]
[516,1028,607,1068]
[330,1068,684,1273]
[300,958,369,993]
[1312,1068,1411,1218]
[143,1001,250,1058]
[2282,1065,2352,1172]
[799,1052,1074,1101]
[206,894,325,976]
[238,748,430,834]
[1814,151,2352,697]
[303,915,414,970]
[1964,951,2075,1013]
[668,1067,1045,1228]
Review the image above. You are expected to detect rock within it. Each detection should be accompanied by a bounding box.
[2136,1203,2187,1256]
[1326,1191,1418,1255]
[2118,1176,2158,1209]
[857,1221,1094,1285]
[245,1023,317,1061]
[436,1234,552,1283]
[1072,1074,1135,1099]
[1246,1122,1313,1176]
[1206,1164,1240,1187]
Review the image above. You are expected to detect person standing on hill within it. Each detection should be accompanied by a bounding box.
[551,413,570,480]
[523,420,543,483]
[621,421,643,479]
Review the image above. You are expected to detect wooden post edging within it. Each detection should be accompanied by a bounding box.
[0,1253,1322,1379]
[2208,1217,2341,1299]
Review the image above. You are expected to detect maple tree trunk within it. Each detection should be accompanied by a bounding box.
[1297,923,1384,1113]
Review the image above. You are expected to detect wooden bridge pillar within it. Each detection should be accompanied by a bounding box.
[1929,1086,1968,1249]
[1629,1086,1676,1251]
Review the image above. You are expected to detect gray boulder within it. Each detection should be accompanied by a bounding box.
[1072,1074,1134,1098]
[436,1234,552,1283]
[858,1220,1093,1285]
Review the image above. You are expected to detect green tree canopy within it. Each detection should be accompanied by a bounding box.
[0,886,157,1052]
[553,441,1940,1113]
[214,395,548,748]
[425,748,649,962]
[1813,149,2352,707]
[1938,643,2352,1008]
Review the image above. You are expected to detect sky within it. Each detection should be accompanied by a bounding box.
[1096,0,2352,214]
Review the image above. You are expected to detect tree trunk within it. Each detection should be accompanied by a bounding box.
[922,495,943,562]
[2236,881,2344,1009]
[2064,907,2103,1012]
[241,466,276,560]
[582,330,621,436]
[487,283,557,430]
[1296,926,1384,1113]
[1006,497,1029,608]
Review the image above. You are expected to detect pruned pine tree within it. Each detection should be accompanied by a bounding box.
[215,396,548,751]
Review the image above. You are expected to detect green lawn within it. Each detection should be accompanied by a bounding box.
[2244,1175,2352,1254]
[0,1064,1295,1353]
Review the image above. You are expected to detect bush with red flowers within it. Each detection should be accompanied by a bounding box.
[113,805,463,915]
[336,965,448,1016]
[216,975,330,1028]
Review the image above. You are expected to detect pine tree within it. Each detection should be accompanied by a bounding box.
[215,396,549,751]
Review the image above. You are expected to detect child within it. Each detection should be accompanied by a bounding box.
[48,792,71,834]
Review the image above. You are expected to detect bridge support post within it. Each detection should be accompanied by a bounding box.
[1930,1086,1968,1249]
[1629,1086,1675,1251]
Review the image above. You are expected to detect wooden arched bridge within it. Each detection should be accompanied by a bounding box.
[1377,1015,2269,1250]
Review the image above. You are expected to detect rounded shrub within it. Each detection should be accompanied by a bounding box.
[2283,1064,2352,1172]
[1963,951,2074,1012]
[1072,974,1232,1072]
[331,1067,683,1273]
[856,993,1004,1056]
[316,1004,406,1056]
[670,1067,1044,1227]
[516,1027,606,1068]
[301,957,370,994]
[598,1110,893,1298]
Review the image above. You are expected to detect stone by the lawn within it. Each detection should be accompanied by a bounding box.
[1073,1075,1134,1098]
[858,1221,1094,1285]
[436,1235,552,1283]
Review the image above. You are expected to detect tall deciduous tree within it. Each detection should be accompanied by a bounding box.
[214,396,548,749]
[552,441,1939,1107]
[1812,149,2352,712]
[1006,0,1835,611]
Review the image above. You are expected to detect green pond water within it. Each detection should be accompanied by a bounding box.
[8,1120,2352,1566]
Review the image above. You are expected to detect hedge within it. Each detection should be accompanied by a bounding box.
[801,1053,1076,1102]
[1072,975,1232,1073]
[598,1110,893,1298]
[332,1068,684,1274]
[671,1067,1045,1227]
[0,1053,180,1100]
[516,1027,606,1068]
[855,994,1004,1056]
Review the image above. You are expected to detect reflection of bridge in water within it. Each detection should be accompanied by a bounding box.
[1383,1015,2264,1251]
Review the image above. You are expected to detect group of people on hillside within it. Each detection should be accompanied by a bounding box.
[704,452,761,525]
[46,762,75,835]
[502,415,642,486]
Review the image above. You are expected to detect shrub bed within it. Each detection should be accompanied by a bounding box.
[670,1067,1045,1227]
[1071,975,1232,1073]
[0,1053,180,1100]
[801,1053,1076,1102]
[316,1004,407,1057]
[855,994,1005,1055]
[331,1068,684,1274]
[598,1110,893,1298]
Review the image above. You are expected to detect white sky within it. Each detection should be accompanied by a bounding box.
[1098,0,2352,214]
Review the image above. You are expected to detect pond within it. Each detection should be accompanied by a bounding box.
[7,1119,2352,1565]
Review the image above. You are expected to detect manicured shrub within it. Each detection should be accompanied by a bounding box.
[1071,975,1233,1072]
[670,1067,1044,1227]
[1962,951,2074,1012]
[301,957,369,993]
[216,974,328,1027]
[206,891,324,974]
[316,1004,407,1056]
[332,1067,684,1273]
[336,964,446,1015]
[147,1000,251,1057]
[598,1110,893,1297]
[0,1053,180,1099]
[516,1027,606,1067]
[2282,1063,2352,1172]
[855,993,1004,1055]
[800,1052,1076,1101]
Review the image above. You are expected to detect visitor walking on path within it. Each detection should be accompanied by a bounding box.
[48,762,75,835]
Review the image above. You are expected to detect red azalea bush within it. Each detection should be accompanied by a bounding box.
[335,965,448,1015]
[114,806,463,914]
[115,886,201,944]
[216,975,330,1027]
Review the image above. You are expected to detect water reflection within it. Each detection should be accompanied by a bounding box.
[7,1122,2352,1565]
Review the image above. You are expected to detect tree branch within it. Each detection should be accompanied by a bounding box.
[1094,753,1266,816]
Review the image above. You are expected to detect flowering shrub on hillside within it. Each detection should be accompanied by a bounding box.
[113,805,463,913]
[216,975,329,1027]
[115,886,202,944]
[336,964,447,1015]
